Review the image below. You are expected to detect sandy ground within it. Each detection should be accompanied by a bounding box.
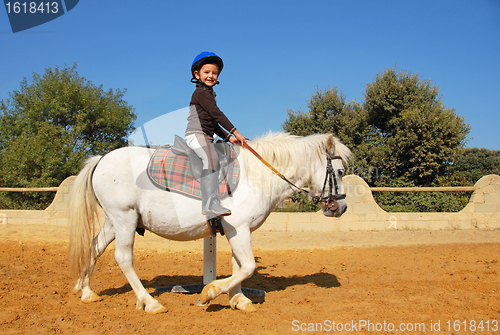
[0,224,499,334]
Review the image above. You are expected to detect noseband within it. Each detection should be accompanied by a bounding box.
[311,151,346,211]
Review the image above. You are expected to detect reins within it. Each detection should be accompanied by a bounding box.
[242,142,345,211]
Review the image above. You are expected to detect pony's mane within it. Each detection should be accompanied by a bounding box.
[249,131,352,165]
[242,132,352,186]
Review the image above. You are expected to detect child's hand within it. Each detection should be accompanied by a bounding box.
[230,130,247,146]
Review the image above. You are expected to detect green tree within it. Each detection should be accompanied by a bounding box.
[0,64,136,209]
[282,86,369,150]
[452,148,500,184]
[361,66,470,186]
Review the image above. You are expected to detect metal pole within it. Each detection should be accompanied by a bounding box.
[203,236,216,284]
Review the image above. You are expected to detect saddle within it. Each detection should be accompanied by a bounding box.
[170,135,231,184]
[147,135,239,199]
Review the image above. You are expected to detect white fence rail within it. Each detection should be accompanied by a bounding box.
[0,187,59,192]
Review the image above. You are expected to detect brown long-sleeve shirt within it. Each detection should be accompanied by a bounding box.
[185,83,236,139]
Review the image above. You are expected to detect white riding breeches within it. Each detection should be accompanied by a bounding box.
[185,133,219,171]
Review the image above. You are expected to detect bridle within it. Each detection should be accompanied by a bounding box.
[312,151,346,211]
[242,142,346,211]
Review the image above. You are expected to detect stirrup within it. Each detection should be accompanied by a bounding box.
[207,217,225,236]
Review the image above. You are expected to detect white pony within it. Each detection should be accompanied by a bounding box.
[68,132,352,313]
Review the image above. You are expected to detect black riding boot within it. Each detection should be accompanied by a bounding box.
[201,169,231,217]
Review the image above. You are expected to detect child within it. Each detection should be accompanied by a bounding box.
[185,52,247,217]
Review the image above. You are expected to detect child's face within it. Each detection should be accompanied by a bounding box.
[194,63,219,87]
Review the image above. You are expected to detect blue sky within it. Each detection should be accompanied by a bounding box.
[1,0,499,149]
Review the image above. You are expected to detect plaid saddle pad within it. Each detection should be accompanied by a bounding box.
[147,147,240,199]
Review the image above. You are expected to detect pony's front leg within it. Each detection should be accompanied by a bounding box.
[200,228,256,311]
[113,219,167,314]
[228,257,257,312]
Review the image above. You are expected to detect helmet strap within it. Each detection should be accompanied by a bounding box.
[190,78,220,86]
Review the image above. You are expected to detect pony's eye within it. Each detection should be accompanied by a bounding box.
[338,170,344,177]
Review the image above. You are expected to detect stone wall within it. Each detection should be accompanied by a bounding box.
[0,176,75,226]
[1,175,499,231]
[263,174,500,231]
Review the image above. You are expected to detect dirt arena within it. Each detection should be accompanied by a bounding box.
[0,224,499,334]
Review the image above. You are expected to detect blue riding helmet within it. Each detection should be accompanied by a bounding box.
[191,52,224,79]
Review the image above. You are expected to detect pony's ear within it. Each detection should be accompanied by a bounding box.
[326,134,335,152]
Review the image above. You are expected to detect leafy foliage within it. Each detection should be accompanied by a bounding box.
[274,192,320,213]
[283,86,369,149]
[361,67,470,185]
[281,66,476,212]
[452,148,500,184]
[373,177,469,213]
[0,64,136,209]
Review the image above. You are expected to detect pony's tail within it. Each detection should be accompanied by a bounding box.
[68,156,102,277]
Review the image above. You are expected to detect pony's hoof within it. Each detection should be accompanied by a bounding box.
[136,299,168,313]
[147,304,168,314]
[241,303,257,312]
[82,292,102,303]
[200,284,221,305]
[230,293,257,312]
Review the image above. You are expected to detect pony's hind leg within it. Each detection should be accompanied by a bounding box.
[74,217,115,303]
[111,212,167,314]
